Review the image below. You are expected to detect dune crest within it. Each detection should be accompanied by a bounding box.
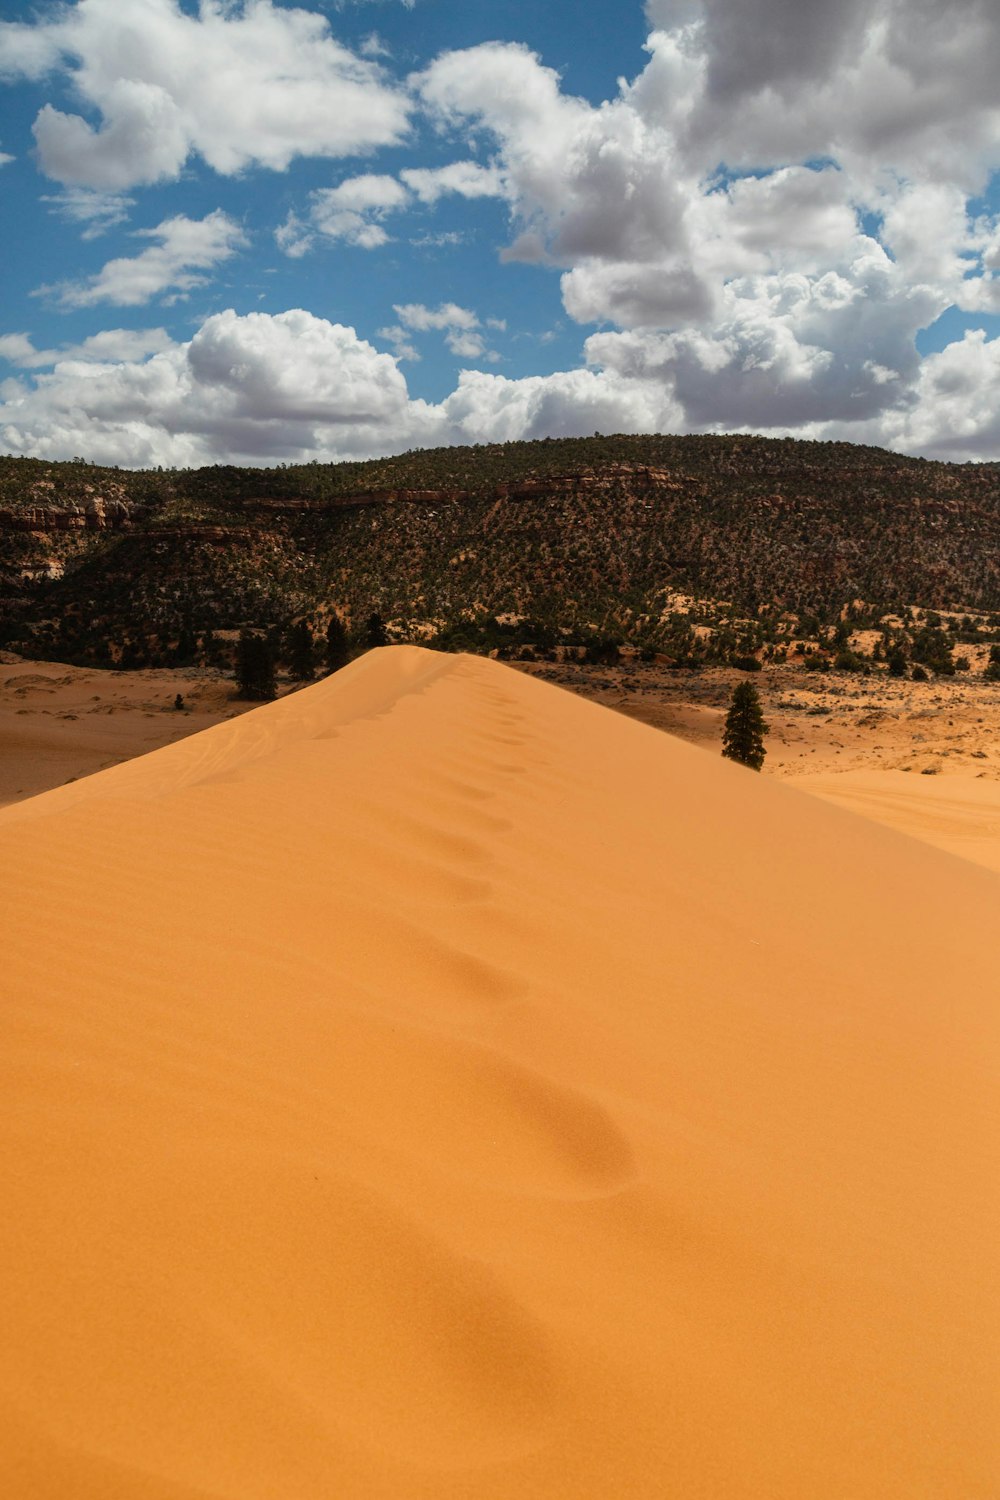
[1,647,997,1499]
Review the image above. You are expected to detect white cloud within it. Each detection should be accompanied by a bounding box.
[864,329,1000,461]
[416,42,689,270]
[393,302,501,361]
[0,307,675,466]
[0,309,423,467]
[2,0,409,189]
[4,305,1000,467]
[276,163,503,258]
[961,214,1000,313]
[581,237,939,431]
[277,174,409,252]
[36,211,247,308]
[445,330,487,358]
[5,3,1000,459]
[376,325,420,361]
[359,32,389,59]
[0,328,174,369]
[400,160,505,203]
[274,213,314,260]
[0,21,62,81]
[436,365,679,443]
[410,230,466,249]
[410,10,1000,445]
[0,335,40,367]
[394,301,479,332]
[0,146,13,166]
[40,187,134,239]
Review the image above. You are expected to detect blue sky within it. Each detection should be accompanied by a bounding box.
[2,0,1000,466]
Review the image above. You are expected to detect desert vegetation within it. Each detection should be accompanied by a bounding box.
[3,436,1000,680]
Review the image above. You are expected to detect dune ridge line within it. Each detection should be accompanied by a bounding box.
[1,646,997,1498]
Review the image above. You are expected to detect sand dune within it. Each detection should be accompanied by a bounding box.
[789,767,1000,875]
[1,646,997,1498]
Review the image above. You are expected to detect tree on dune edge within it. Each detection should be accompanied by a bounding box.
[365,612,389,649]
[722,681,768,771]
[287,618,316,681]
[325,614,350,673]
[236,630,276,701]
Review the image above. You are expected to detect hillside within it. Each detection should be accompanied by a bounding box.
[3,434,1000,670]
[2,648,998,1498]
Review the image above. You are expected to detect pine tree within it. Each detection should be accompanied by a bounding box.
[287,618,315,680]
[325,614,350,673]
[365,611,389,648]
[236,630,276,701]
[722,681,768,770]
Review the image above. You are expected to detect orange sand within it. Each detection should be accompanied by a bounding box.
[789,767,1000,875]
[1,646,997,1498]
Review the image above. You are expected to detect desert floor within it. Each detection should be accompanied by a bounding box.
[1,645,996,1499]
[523,658,1000,872]
[6,649,1000,870]
[0,652,250,807]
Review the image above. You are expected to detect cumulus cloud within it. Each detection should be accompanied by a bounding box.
[416,42,693,270]
[277,174,409,253]
[5,2,1000,459]
[3,306,1000,467]
[410,6,1000,446]
[392,302,501,362]
[1,0,409,189]
[639,0,1000,191]
[0,308,675,466]
[438,366,679,443]
[0,310,421,467]
[445,330,489,358]
[37,211,247,308]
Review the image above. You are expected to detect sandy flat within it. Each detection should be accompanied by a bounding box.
[0,656,249,806]
[1,646,997,1498]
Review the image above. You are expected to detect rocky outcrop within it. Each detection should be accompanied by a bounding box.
[243,465,682,515]
[141,525,259,544]
[0,497,139,532]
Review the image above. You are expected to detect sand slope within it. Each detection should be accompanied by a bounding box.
[790,767,1000,875]
[1,646,997,1498]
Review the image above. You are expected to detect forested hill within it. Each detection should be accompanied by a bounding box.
[2,433,1000,669]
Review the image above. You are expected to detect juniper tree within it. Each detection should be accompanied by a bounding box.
[722,681,768,771]
[365,612,388,649]
[236,630,276,701]
[287,618,315,680]
[325,614,350,673]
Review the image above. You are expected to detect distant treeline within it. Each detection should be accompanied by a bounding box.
[3,434,1000,674]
